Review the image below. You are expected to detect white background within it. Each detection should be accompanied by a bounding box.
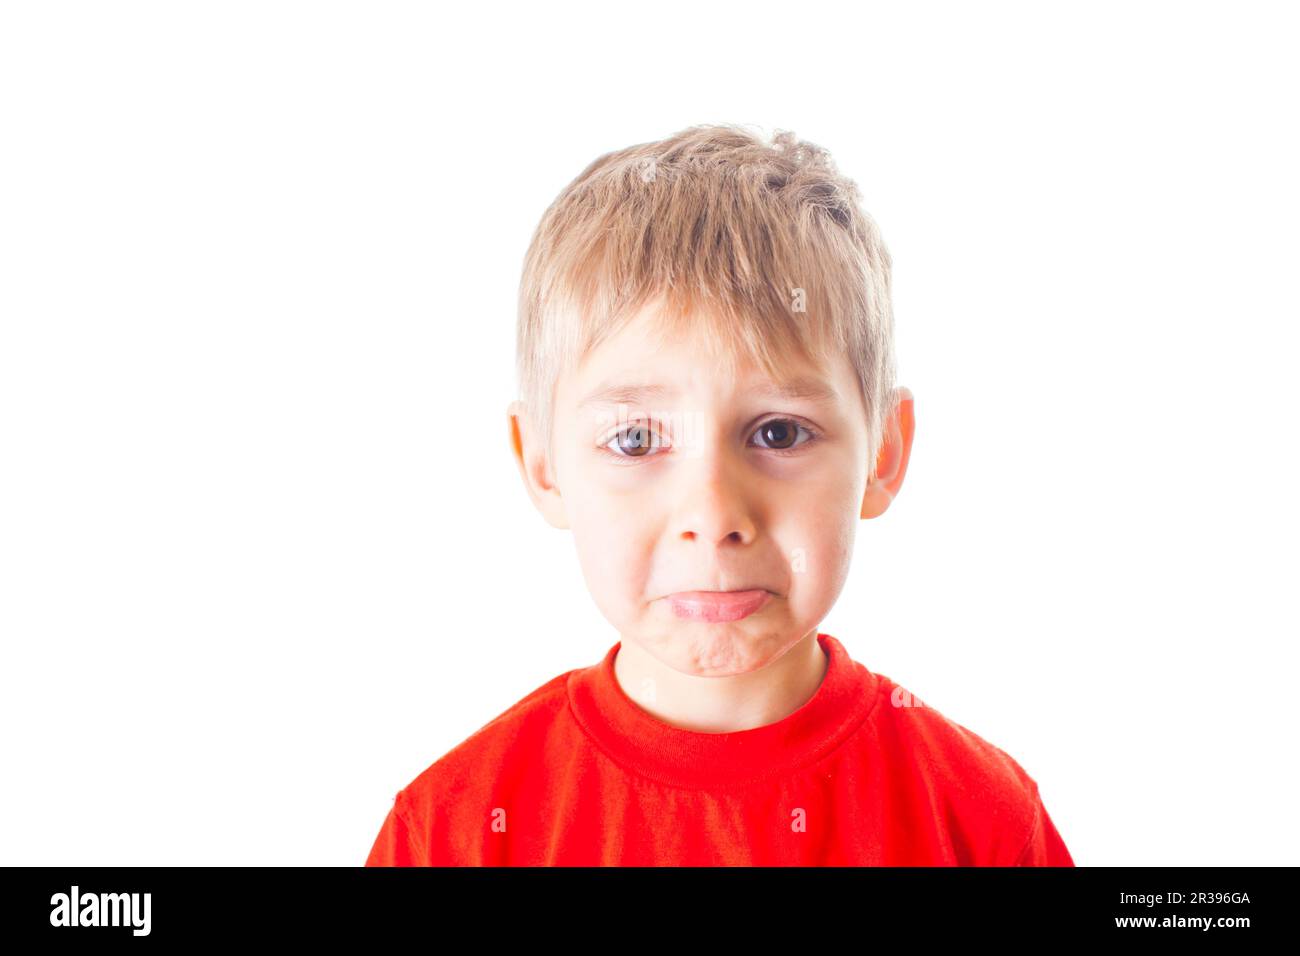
[2,1,1296,866]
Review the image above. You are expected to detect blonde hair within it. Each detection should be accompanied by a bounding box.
[515,123,897,481]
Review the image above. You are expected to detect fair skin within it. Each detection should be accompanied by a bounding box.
[508,296,915,734]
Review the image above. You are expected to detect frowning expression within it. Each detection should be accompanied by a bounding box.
[548,298,875,677]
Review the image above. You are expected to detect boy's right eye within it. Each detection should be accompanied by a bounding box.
[600,421,670,461]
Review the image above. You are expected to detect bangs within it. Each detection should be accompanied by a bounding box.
[517,124,894,477]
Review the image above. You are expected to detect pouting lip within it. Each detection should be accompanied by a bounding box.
[662,588,774,622]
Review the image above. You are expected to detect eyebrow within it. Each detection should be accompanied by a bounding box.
[577,376,838,409]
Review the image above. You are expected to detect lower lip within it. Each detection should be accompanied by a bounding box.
[666,590,772,623]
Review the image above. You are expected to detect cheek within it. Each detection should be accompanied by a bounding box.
[566,483,651,605]
[554,443,658,617]
[770,473,859,595]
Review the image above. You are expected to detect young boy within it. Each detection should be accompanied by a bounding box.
[366,124,1074,866]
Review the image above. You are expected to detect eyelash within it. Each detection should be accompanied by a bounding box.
[596,417,822,465]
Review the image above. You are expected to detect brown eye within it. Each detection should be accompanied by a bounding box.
[619,424,653,456]
[757,419,797,449]
[605,421,665,458]
[752,418,818,454]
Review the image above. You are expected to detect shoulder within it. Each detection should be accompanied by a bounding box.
[863,670,1050,863]
[394,665,577,811]
[866,671,1042,795]
[370,666,582,866]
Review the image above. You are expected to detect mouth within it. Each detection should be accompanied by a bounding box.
[663,589,773,623]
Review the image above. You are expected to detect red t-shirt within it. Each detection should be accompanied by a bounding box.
[365,632,1075,866]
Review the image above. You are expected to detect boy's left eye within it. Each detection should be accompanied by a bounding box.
[752,419,807,451]
[598,417,820,462]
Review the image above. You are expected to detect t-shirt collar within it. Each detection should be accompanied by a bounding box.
[566,632,879,790]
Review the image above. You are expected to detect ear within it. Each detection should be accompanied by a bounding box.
[507,400,569,529]
[860,386,915,520]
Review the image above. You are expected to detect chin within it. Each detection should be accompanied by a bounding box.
[649,625,790,678]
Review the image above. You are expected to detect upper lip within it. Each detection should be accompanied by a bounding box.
[665,588,773,596]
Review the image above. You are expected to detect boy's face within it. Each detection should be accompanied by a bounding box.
[513,297,910,679]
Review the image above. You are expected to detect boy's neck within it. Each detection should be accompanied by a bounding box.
[611,627,829,734]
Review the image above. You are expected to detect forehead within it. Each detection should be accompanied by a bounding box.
[564,310,849,411]
[575,374,839,412]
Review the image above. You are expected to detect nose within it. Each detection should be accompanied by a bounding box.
[671,448,758,547]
